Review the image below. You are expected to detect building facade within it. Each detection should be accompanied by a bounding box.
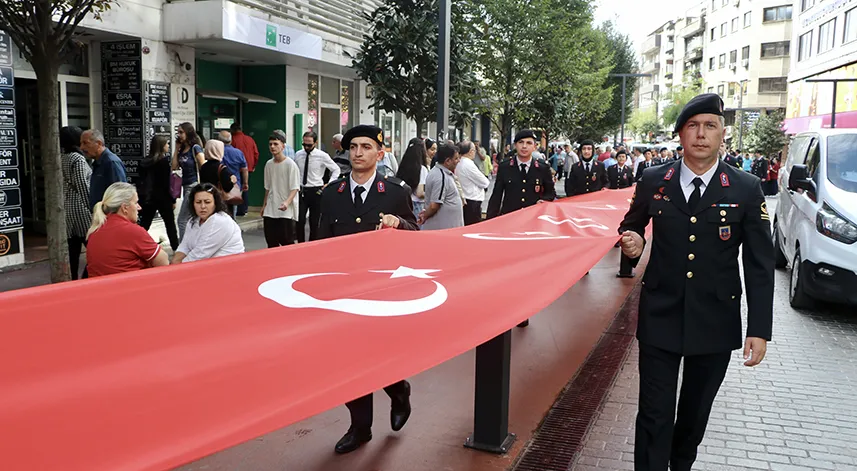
[701,0,792,142]
[0,0,449,269]
[785,0,857,133]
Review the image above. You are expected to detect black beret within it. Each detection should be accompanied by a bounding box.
[578,139,595,150]
[514,129,538,143]
[660,147,668,152]
[342,125,384,149]
[615,149,628,157]
[676,146,683,151]
[674,93,724,132]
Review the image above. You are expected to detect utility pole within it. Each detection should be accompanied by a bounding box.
[436,0,451,141]
[736,79,749,152]
[805,78,857,128]
[609,73,650,145]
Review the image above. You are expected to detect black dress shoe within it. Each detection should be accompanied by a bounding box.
[390,381,412,431]
[334,427,372,454]
[517,319,530,327]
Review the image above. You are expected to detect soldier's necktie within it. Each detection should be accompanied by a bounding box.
[520,163,527,175]
[585,162,591,173]
[353,186,365,211]
[688,177,703,212]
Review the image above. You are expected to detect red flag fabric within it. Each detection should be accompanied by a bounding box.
[0,188,635,471]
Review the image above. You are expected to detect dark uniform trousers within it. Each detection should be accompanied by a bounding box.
[297,186,324,242]
[486,157,556,219]
[464,199,483,225]
[564,159,607,196]
[318,173,419,429]
[620,161,774,471]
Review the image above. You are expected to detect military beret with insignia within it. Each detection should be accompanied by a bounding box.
[514,129,538,143]
[578,139,596,151]
[342,125,384,149]
[674,93,725,133]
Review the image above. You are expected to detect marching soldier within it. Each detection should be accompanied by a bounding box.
[564,139,607,196]
[486,129,556,327]
[318,125,419,454]
[486,129,556,219]
[607,150,635,189]
[619,93,774,471]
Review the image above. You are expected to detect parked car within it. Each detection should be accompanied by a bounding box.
[773,129,857,308]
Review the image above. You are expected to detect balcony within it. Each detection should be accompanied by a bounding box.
[641,60,660,73]
[685,46,703,61]
[681,18,705,37]
[642,35,661,54]
[639,82,660,97]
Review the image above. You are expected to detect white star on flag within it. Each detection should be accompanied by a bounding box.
[369,266,441,279]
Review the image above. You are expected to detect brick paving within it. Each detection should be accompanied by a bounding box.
[571,267,857,471]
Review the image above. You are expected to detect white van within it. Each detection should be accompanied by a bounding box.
[773,129,857,308]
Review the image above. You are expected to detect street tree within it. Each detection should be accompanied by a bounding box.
[661,71,702,128]
[573,21,638,141]
[0,0,114,282]
[350,0,478,135]
[627,108,660,142]
[744,110,788,156]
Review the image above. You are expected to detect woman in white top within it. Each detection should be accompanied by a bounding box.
[171,183,245,264]
[395,137,430,221]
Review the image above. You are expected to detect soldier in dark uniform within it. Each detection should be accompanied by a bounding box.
[750,153,769,182]
[564,139,607,196]
[607,150,635,189]
[618,94,774,471]
[317,125,419,454]
[486,129,555,327]
[486,129,556,219]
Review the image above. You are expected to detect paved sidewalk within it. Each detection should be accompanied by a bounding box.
[572,267,857,471]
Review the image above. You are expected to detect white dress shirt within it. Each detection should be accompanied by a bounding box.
[679,160,719,202]
[177,212,245,262]
[349,172,375,203]
[455,157,490,201]
[295,148,340,187]
[517,157,532,173]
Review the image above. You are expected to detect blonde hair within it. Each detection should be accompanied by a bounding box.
[87,182,137,239]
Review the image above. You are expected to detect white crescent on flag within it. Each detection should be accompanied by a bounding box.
[258,267,448,317]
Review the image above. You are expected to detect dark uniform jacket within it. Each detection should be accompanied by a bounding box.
[619,160,774,356]
[318,173,419,238]
[750,157,769,181]
[486,156,556,219]
[564,158,607,196]
[635,159,656,182]
[723,154,743,169]
[607,164,634,189]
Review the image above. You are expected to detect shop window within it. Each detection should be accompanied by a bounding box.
[321,76,340,105]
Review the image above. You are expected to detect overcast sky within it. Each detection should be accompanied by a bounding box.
[593,0,694,50]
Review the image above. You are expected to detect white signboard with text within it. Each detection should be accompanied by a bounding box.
[223,11,323,61]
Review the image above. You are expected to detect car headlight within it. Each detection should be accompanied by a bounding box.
[816,202,857,244]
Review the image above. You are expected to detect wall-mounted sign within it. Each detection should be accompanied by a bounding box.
[0,128,16,147]
[144,81,171,155]
[0,107,13,127]
[0,231,21,257]
[0,168,18,189]
[0,66,13,87]
[0,148,17,168]
[0,207,22,231]
[0,87,14,107]
[223,11,323,61]
[0,30,11,67]
[0,188,20,207]
[102,40,144,181]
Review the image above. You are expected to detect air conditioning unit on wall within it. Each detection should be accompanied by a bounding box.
[729,63,737,70]
[741,59,749,67]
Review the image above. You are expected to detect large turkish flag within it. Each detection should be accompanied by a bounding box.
[0,188,635,471]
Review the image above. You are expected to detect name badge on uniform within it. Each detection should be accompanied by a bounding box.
[719,225,731,241]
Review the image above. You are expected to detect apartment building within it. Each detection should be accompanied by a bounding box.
[701,0,793,132]
[638,21,675,116]
[786,0,857,133]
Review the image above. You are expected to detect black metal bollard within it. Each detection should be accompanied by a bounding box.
[464,329,516,454]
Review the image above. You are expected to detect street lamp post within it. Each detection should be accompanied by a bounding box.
[805,78,857,128]
[436,0,451,141]
[736,79,749,152]
[609,73,651,145]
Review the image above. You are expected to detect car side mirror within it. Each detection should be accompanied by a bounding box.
[788,164,815,193]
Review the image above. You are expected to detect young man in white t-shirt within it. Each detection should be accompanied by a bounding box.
[260,134,301,247]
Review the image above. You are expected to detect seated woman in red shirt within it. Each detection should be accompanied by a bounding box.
[86,182,170,277]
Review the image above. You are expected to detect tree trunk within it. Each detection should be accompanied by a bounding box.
[34,57,71,283]
[415,119,424,139]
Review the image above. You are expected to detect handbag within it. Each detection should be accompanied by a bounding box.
[217,165,243,205]
[169,171,182,199]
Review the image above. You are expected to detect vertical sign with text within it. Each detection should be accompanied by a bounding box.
[144,81,171,155]
[0,29,22,258]
[101,40,143,181]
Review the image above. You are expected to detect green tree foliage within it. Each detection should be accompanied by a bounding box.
[0,0,114,282]
[350,0,477,134]
[474,0,609,146]
[573,21,638,141]
[661,71,702,128]
[627,108,661,141]
[744,110,788,156]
